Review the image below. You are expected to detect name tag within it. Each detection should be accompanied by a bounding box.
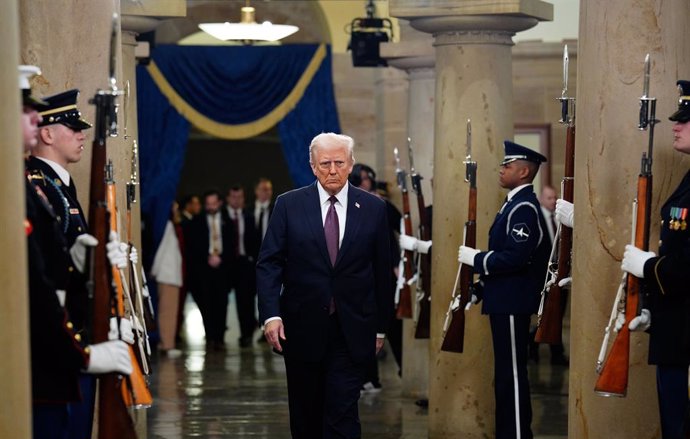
[69,208,80,215]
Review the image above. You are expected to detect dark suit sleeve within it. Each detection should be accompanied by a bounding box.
[374,201,393,334]
[474,203,543,276]
[256,195,288,324]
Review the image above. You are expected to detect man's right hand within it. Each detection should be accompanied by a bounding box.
[264,319,286,353]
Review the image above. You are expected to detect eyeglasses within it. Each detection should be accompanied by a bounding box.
[317,160,346,170]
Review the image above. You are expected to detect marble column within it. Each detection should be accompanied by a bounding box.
[570,0,690,437]
[0,1,31,437]
[382,23,436,399]
[390,1,552,436]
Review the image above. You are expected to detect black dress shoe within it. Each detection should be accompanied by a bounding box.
[528,341,540,363]
[239,336,252,348]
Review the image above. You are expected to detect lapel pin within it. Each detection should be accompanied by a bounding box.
[355,202,360,208]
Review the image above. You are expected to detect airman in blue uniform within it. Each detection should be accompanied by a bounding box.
[458,140,550,439]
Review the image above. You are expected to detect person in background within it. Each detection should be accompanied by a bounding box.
[349,163,402,393]
[152,202,183,358]
[225,185,259,348]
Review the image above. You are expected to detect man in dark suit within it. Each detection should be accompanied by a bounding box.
[225,185,259,347]
[250,177,273,256]
[186,189,235,350]
[257,133,392,439]
[458,141,550,439]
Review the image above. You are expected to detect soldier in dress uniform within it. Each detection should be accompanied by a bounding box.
[621,80,690,439]
[25,88,104,439]
[458,141,550,439]
[18,66,131,439]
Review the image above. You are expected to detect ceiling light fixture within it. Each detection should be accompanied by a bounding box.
[199,1,299,43]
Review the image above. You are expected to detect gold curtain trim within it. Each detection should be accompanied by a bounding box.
[146,44,327,140]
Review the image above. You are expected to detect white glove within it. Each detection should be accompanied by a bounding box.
[69,234,98,273]
[110,317,135,345]
[399,234,418,251]
[464,294,479,311]
[86,340,132,375]
[621,244,656,278]
[555,199,574,228]
[614,312,626,332]
[129,246,139,265]
[458,245,479,267]
[629,309,651,332]
[417,240,432,254]
[106,231,128,269]
[558,277,572,288]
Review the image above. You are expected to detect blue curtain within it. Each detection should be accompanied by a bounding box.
[137,44,340,250]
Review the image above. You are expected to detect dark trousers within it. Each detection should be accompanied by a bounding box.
[191,265,229,343]
[284,315,366,439]
[66,374,95,439]
[657,365,690,439]
[33,403,69,439]
[231,256,258,340]
[490,313,533,439]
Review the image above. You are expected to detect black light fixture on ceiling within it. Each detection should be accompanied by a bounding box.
[347,0,393,67]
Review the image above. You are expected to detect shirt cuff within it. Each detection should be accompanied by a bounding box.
[376,333,385,339]
[263,316,282,328]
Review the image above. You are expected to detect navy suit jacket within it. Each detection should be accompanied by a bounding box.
[473,185,550,315]
[257,182,392,363]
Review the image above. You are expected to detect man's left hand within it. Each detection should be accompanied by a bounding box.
[70,234,99,273]
[376,337,385,354]
[621,244,655,278]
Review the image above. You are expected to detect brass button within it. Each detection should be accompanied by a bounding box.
[68,266,74,272]
[66,322,73,329]
[74,334,81,342]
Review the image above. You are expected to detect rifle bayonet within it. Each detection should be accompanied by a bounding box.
[127,140,139,206]
[408,138,423,195]
[558,45,575,126]
[394,147,407,191]
[638,53,658,174]
[463,119,477,187]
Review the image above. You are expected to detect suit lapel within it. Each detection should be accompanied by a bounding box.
[336,184,362,267]
[304,183,333,268]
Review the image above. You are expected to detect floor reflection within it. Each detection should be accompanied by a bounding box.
[147,297,568,438]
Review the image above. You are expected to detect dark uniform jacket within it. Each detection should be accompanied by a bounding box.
[257,183,392,363]
[185,211,236,292]
[27,156,91,344]
[472,185,550,315]
[26,178,88,403]
[643,170,690,366]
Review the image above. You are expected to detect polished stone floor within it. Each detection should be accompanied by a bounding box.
[146,298,568,438]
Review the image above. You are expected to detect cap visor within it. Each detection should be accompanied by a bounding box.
[669,108,690,122]
[63,119,93,131]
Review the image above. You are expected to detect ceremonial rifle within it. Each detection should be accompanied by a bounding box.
[441,120,477,353]
[409,138,431,339]
[394,147,414,319]
[106,162,153,408]
[535,45,575,345]
[87,14,138,439]
[594,54,658,397]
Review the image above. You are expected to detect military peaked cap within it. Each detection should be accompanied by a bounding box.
[19,65,47,109]
[669,80,690,123]
[38,89,92,131]
[501,140,547,166]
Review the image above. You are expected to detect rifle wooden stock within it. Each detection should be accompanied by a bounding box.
[441,186,477,353]
[594,175,651,397]
[396,188,414,319]
[536,125,575,344]
[414,189,431,339]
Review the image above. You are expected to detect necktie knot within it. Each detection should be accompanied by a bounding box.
[328,195,337,206]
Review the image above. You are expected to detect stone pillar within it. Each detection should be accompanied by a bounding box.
[382,21,436,399]
[570,0,690,437]
[390,1,552,437]
[0,1,32,437]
